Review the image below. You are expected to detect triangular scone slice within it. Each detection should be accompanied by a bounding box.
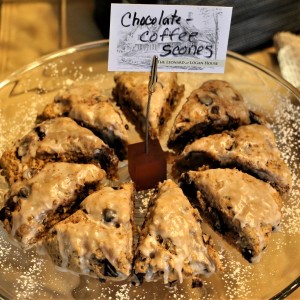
[134,179,220,286]
[113,72,184,139]
[180,169,282,263]
[174,124,292,194]
[44,183,134,281]
[0,162,106,248]
[37,82,130,160]
[0,117,118,183]
[168,80,258,152]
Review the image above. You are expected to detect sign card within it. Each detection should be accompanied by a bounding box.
[108,4,232,73]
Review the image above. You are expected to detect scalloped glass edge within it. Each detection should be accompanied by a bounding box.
[0,39,299,300]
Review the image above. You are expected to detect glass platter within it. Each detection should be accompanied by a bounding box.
[0,40,299,300]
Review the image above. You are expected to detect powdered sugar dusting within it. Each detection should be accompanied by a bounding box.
[271,99,300,235]
[0,228,46,299]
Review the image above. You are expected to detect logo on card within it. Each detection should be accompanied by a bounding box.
[109,4,232,73]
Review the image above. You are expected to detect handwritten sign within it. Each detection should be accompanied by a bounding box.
[108,4,232,73]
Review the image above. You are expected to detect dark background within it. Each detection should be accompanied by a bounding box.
[94,0,300,53]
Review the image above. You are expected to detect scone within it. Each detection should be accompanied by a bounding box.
[134,179,220,286]
[168,80,261,152]
[37,82,129,160]
[180,168,282,263]
[173,124,292,194]
[44,183,134,281]
[0,117,118,184]
[113,72,184,139]
[0,162,106,248]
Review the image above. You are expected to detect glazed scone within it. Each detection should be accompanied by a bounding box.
[0,117,118,183]
[37,82,130,160]
[44,183,134,281]
[180,168,282,263]
[113,72,184,139]
[168,80,261,152]
[134,179,220,286]
[0,162,106,248]
[173,124,292,194]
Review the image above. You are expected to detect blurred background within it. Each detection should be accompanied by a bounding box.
[0,0,299,83]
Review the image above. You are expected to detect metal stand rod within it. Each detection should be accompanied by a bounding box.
[145,55,158,153]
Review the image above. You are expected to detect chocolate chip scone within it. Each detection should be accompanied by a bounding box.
[134,179,220,287]
[168,80,262,152]
[0,117,118,184]
[113,72,184,139]
[38,82,129,160]
[173,124,292,194]
[180,168,282,263]
[44,182,134,281]
[0,162,106,248]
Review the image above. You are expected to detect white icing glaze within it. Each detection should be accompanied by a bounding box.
[81,185,132,225]
[183,124,292,192]
[188,169,282,254]
[69,101,129,142]
[10,162,105,246]
[169,80,250,142]
[55,81,107,103]
[19,118,107,164]
[52,183,134,277]
[114,72,178,137]
[136,179,215,284]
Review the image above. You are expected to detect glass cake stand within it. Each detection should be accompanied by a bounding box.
[0,40,299,300]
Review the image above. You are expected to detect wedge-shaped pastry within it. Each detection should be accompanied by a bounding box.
[174,124,292,194]
[38,82,129,160]
[44,183,134,281]
[0,162,106,248]
[113,72,184,139]
[180,169,282,263]
[0,117,118,184]
[134,179,220,286]
[168,80,260,152]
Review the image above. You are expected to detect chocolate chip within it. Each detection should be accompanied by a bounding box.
[57,206,64,215]
[159,118,165,125]
[0,207,10,221]
[125,124,129,130]
[18,186,31,198]
[103,259,118,277]
[175,128,181,134]
[211,105,219,115]
[242,248,254,262]
[184,118,190,122]
[156,235,163,244]
[94,148,111,170]
[210,207,227,234]
[35,126,46,140]
[150,252,155,259]
[112,186,121,190]
[199,95,213,106]
[103,208,117,223]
